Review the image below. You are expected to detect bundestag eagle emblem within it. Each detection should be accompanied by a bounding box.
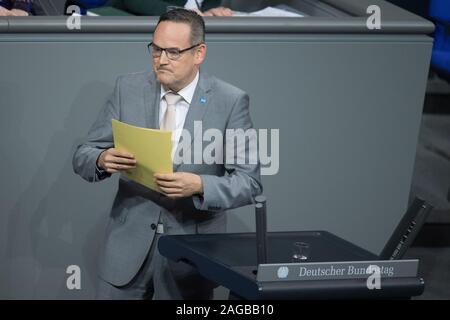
[277,266,289,279]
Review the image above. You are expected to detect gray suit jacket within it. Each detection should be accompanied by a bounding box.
[72,70,262,286]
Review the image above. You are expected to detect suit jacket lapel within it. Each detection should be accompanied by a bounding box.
[144,71,161,130]
[173,71,212,171]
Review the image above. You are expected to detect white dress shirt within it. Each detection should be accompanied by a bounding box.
[184,0,204,10]
[159,71,199,158]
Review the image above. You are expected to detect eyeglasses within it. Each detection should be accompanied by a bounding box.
[147,42,202,61]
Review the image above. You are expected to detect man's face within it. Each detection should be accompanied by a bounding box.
[152,21,206,92]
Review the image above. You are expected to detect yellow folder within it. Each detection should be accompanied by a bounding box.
[111,119,173,192]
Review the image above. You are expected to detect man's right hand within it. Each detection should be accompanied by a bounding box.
[97,148,136,173]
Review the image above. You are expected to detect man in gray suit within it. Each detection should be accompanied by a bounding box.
[72,8,262,299]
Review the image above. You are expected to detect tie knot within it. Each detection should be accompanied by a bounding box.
[164,92,182,106]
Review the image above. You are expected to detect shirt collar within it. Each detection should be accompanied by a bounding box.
[160,71,199,105]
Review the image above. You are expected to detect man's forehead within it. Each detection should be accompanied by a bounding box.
[153,21,191,47]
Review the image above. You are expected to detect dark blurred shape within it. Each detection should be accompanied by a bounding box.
[385,0,430,18]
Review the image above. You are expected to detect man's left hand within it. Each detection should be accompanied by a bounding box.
[154,172,203,198]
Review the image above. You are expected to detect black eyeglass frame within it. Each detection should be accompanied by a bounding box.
[147,42,203,60]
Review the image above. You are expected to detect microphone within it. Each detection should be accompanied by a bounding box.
[255,195,268,265]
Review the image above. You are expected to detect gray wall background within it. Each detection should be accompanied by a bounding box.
[0,32,432,299]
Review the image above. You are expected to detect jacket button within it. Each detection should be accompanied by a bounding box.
[151,223,156,230]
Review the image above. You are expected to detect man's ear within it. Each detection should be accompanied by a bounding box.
[195,44,207,64]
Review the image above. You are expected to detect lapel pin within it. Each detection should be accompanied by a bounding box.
[200,97,206,104]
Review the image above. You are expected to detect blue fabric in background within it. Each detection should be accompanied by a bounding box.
[429,0,450,22]
[429,0,450,76]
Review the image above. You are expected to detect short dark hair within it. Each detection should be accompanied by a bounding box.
[157,8,205,46]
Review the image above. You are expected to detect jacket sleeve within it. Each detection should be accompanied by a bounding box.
[72,76,122,182]
[193,93,263,212]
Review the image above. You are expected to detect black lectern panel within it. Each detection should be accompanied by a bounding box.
[158,231,424,299]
